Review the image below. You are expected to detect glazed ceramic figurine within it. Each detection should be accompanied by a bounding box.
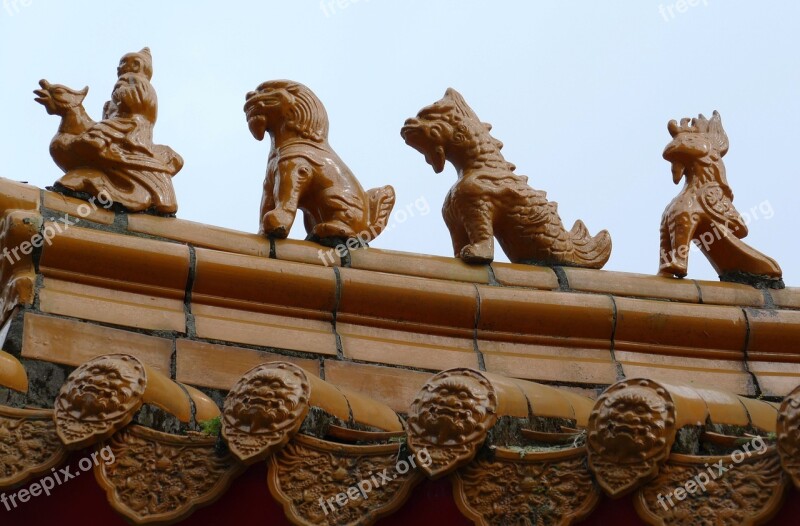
[34,48,183,214]
[401,88,611,267]
[245,80,395,244]
[659,111,782,287]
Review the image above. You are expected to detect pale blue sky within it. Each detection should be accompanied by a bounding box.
[1,1,798,282]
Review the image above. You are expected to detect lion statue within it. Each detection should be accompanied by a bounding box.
[401,88,611,267]
[245,80,395,243]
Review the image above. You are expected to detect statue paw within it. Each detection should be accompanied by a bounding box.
[460,243,494,264]
[262,210,294,238]
[311,221,353,240]
[658,263,687,279]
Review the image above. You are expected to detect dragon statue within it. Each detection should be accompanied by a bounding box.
[34,48,183,214]
[245,80,395,244]
[401,88,611,267]
[659,111,782,287]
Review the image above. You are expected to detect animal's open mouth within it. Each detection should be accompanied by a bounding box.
[400,118,422,142]
[33,90,50,104]
[402,121,446,172]
[244,96,280,141]
[244,96,279,118]
[402,133,446,174]
[33,79,57,112]
[33,80,52,106]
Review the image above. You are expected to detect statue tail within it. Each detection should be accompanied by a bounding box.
[560,220,612,269]
[364,185,396,242]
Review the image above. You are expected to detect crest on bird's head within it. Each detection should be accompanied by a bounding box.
[663,110,729,184]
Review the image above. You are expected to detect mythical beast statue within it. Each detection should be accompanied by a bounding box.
[245,80,395,244]
[659,111,783,287]
[401,88,611,267]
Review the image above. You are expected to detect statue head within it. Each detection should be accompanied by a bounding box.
[244,80,329,143]
[663,110,729,184]
[111,72,158,122]
[33,79,88,116]
[401,88,505,174]
[117,47,153,80]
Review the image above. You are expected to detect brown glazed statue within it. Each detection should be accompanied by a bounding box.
[401,88,611,267]
[659,111,783,287]
[34,48,183,214]
[245,80,395,244]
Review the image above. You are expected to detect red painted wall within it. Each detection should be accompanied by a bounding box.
[2,451,798,525]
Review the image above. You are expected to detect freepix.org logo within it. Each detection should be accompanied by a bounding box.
[318,448,432,515]
[2,0,32,17]
[1,447,116,511]
[655,435,768,510]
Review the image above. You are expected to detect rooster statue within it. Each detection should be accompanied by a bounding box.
[658,111,782,288]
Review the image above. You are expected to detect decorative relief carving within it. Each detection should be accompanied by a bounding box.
[245,80,395,244]
[54,354,147,449]
[0,406,66,488]
[268,434,423,526]
[658,111,782,287]
[95,425,244,524]
[587,379,675,497]
[777,385,800,488]
[452,448,599,526]
[222,362,311,464]
[401,88,611,267]
[635,449,786,526]
[35,47,183,214]
[406,369,498,478]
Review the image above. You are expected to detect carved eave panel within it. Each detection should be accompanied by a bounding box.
[635,448,787,526]
[0,406,66,488]
[452,446,599,526]
[777,384,800,488]
[268,434,423,526]
[95,424,244,525]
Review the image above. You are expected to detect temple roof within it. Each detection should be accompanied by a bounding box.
[1,176,800,525]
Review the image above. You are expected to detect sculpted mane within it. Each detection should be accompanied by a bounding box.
[260,80,329,142]
[417,88,515,172]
